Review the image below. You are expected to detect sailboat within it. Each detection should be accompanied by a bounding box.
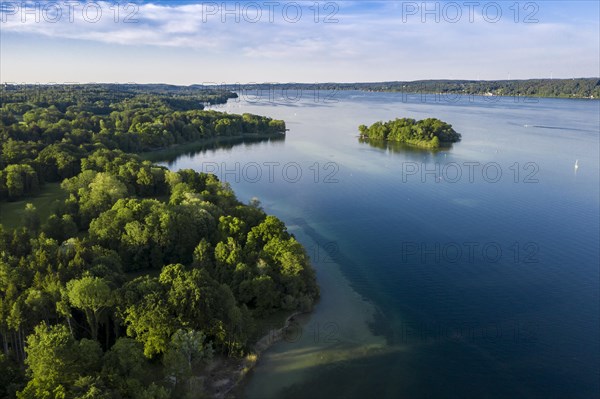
[574,160,579,170]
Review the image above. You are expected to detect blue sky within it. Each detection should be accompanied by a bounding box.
[1,1,598,84]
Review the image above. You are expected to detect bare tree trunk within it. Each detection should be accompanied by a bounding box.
[66,317,73,337]
[12,330,21,363]
[86,310,98,341]
[1,331,8,355]
[113,317,120,340]
[105,318,110,349]
[11,331,18,362]
[18,327,25,362]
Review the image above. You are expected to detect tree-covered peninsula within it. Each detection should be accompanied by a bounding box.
[0,85,317,399]
[0,84,286,201]
[358,117,461,149]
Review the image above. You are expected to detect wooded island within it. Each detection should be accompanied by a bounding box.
[358,117,461,149]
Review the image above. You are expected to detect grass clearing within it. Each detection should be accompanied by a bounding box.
[0,183,67,229]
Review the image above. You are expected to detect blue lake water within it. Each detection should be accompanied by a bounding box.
[160,92,600,398]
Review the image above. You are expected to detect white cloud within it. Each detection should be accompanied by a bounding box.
[0,1,598,82]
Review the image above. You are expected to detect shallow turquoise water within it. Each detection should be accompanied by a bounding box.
[160,92,600,398]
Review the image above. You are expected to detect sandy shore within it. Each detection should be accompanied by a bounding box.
[203,311,306,399]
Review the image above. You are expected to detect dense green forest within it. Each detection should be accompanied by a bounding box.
[0,85,317,398]
[228,78,600,99]
[358,118,461,149]
[0,84,286,201]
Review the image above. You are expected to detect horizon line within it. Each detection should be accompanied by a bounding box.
[2,77,599,86]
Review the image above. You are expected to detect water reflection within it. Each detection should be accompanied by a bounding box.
[358,137,455,154]
[143,134,285,164]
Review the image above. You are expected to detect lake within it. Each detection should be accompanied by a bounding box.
[158,91,599,398]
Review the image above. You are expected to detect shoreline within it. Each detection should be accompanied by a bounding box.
[358,136,454,150]
[204,311,307,399]
[139,132,285,161]
[358,89,599,100]
[234,222,388,398]
[139,128,295,398]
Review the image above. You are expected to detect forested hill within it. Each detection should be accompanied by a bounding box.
[228,78,600,99]
[0,85,317,398]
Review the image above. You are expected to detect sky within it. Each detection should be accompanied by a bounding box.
[1,1,599,84]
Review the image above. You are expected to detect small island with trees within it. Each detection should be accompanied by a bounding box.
[358,117,461,149]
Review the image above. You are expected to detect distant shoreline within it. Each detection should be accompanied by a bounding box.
[4,79,598,100]
[356,89,598,100]
[220,78,600,100]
